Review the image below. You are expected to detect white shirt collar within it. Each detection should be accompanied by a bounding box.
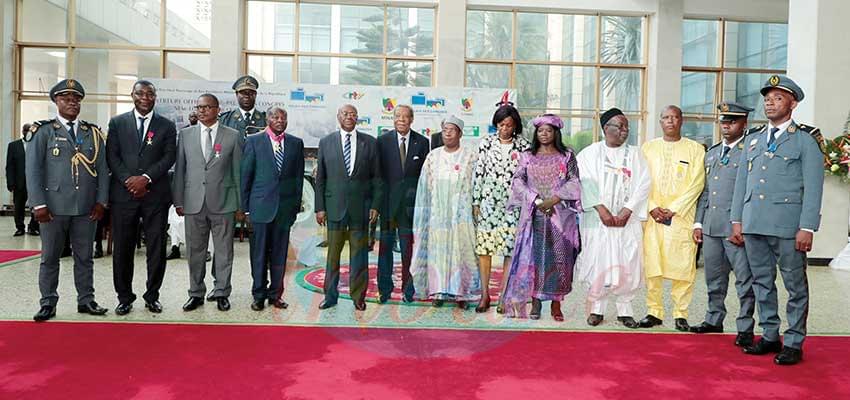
[134,109,153,120]
[768,119,794,138]
[397,130,410,142]
[723,135,744,148]
[240,108,255,117]
[200,121,219,131]
[56,114,75,127]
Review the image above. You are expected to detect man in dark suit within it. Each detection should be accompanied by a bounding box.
[376,105,429,303]
[6,124,39,236]
[106,80,177,315]
[315,104,382,311]
[241,106,304,311]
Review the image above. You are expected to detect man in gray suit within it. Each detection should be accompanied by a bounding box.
[27,79,109,321]
[315,104,382,311]
[691,102,757,348]
[730,75,824,365]
[173,94,243,312]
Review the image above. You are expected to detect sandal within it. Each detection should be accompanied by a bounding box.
[551,301,564,322]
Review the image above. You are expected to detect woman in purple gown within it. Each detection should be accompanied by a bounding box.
[502,114,582,321]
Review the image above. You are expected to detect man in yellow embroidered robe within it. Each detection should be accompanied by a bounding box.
[638,105,705,331]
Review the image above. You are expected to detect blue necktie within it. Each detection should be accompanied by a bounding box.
[66,121,76,143]
[343,133,352,176]
[137,116,147,146]
[768,127,779,152]
[720,145,730,164]
[274,140,284,173]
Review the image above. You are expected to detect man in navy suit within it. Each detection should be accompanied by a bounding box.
[106,80,177,315]
[376,105,429,303]
[241,106,304,311]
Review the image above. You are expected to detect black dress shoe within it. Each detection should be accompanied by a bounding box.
[378,293,390,304]
[354,301,367,311]
[318,300,337,310]
[145,301,163,313]
[115,303,133,315]
[166,245,180,260]
[587,313,604,326]
[774,346,803,365]
[735,332,755,347]
[93,245,104,259]
[743,338,782,355]
[206,290,217,302]
[272,299,288,309]
[13,229,24,237]
[402,293,414,303]
[689,321,723,334]
[638,314,663,328]
[251,299,265,311]
[217,297,231,311]
[33,305,56,322]
[77,301,108,315]
[618,316,639,329]
[182,297,204,311]
[28,229,40,236]
[674,318,690,332]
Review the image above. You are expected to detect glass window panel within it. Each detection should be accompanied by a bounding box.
[560,117,596,153]
[21,0,68,43]
[299,3,331,52]
[466,10,513,60]
[682,19,719,67]
[465,63,510,89]
[600,68,642,112]
[683,120,716,147]
[166,52,210,80]
[73,49,160,95]
[681,71,717,114]
[75,0,161,47]
[247,55,293,84]
[387,60,432,87]
[19,100,56,134]
[724,22,788,70]
[81,102,135,127]
[516,65,595,111]
[387,7,434,56]
[165,0,212,48]
[517,13,597,63]
[601,16,643,65]
[298,56,381,86]
[21,48,67,94]
[246,1,295,52]
[339,5,385,54]
[722,72,772,121]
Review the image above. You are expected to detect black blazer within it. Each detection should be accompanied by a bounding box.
[377,130,429,221]
[315,131,382,225]
[6,139,26,193]
[240,132,305,225]
[106,111,177,205]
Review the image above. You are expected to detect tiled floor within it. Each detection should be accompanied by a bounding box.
[1,216,849,335]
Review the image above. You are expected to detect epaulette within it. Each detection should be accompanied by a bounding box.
[797,123,827,154]
[23,119,56,142]
[744,124,765,137]
[708,141,722,150]
[218,110,230,119]
[80,120,106,141]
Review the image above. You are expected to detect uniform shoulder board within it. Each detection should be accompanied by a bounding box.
[744,124,765,137]
[24,119,55,142]
[708,142,722,150]
[218,110,230,118]
[797,124,827,154]
[81,120,106,141]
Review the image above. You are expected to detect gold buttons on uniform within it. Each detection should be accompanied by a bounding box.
[759,179,765,183]
[784,198,789,202]
[759,194,765,200]
[712,206,717,209]
[711,191,717,195]
[714,176,719,180]
[762,166,767,170]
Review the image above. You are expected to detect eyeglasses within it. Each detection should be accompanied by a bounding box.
[195,104,218,111]
[339,111,358,117]
[132,91,156,99]
[605,123,630,133]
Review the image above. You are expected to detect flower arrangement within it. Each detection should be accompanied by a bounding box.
[824,134,850,182]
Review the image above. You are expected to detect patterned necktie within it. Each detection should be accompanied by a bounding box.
[344,133,352,176]
[399,136,407,172]
[204,128,213,161]
[720,145,730,164]
[67,121,76,143]
[768,127,779,151]
[137,117,146,146]
[274,138,284,173]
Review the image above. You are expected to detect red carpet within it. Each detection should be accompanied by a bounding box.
[0,250,40,267]
[1,321,848,400]
[298,264,505,304]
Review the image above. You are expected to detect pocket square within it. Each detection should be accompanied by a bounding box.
[413,156,420,160]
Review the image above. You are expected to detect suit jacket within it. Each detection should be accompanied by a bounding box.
[430,131,443,150]
[377,130,429,221]
[6,139,26,193]
[695,137,746,237]
[730,120,824,239]
[25,119,109,216]
[106,111,177,206]
[241,131,305,225]
[315,130,382,224]
[173,124,242,215]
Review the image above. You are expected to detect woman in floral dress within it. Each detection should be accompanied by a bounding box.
[472,104,530,313]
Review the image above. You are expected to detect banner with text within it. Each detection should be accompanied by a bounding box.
[148,79,514,148]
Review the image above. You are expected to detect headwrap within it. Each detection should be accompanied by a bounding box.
[531,114,563,130]
[600,107,624,129]
[442,114,465,131]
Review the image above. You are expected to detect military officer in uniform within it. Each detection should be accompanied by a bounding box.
[219,75,266,138]
[730,75,824,365]
[690,102,757,348]
[27,79,110,322]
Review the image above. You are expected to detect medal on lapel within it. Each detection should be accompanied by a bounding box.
[146,131,154,145]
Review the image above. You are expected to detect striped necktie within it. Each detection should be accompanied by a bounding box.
[768,127,779,152]
[274,140,284,172]
[343,133,352,176]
